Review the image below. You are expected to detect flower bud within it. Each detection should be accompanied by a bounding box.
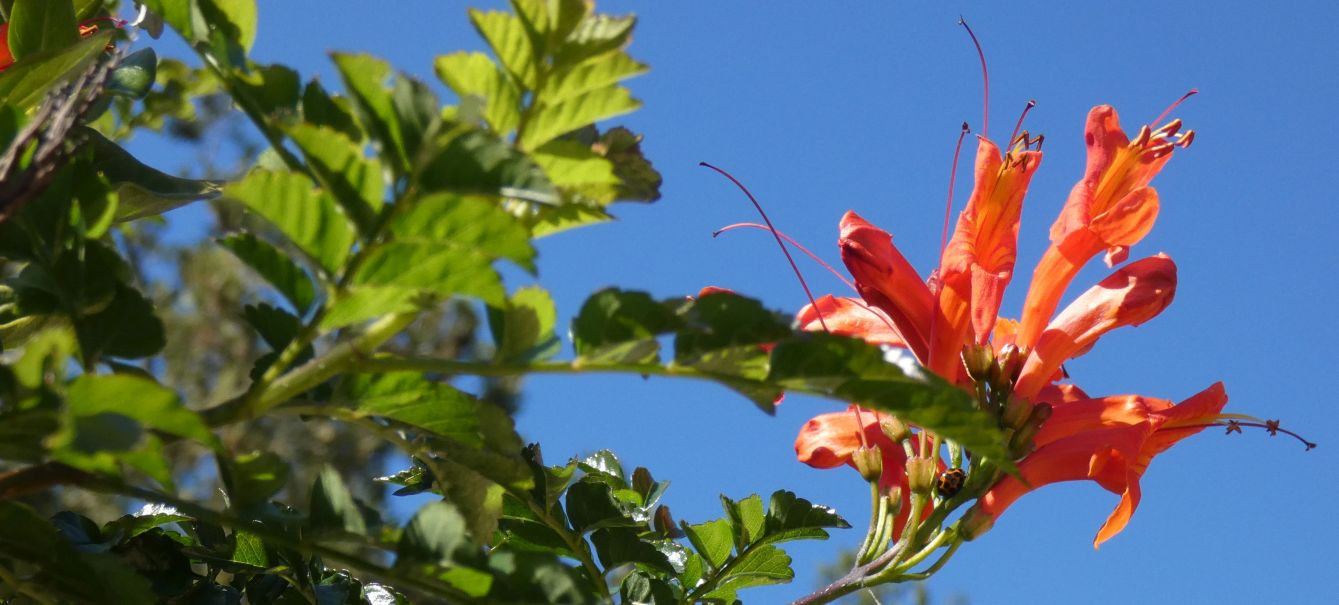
[1009,421,1041,458]
[959,506,995,541]
[962,343,994,382]
[991,344,1024,388]
[852,445,883,482]
[906,458,937,494]
[879,416,910,443]
[885,485,904,517]
[1002,396,1034,430]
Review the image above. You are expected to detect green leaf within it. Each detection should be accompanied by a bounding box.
[564,479,633,533]
[417,129,558,204]
[683,518,732,571]
[539,51,647,106]
[488,286,560,363]
[0,31,113,110]
[519,84,640,150]
[721,493,765,549]
[390,193,535,271]
[0,408,59,462]
[553,13,636,69]
[0,502,156,604]
[309,466,366,537]
[349,241,505,306]
[434,51,521,133]
[205,0,258,51]
[469,9,538,89]
[396,501,470,566]
[571,289,681,364]
[219,233,317,313]
[75,283,166,360]
[675,291,792,365]
[64,374,216,445]
[331,53,410,175]
[241,303,302,352]
[532,139,620,203]
[577,449,625,483]
[488,550,595,604]
[527,200,612,237]
[434,458,507,548]
[703,545,792,600]
[302,79,363,142]
[106,47,157,99]
[620,571,677,604]
[218,450,290,510]
[7,0,78,61]
[599,126,662,202]
[234,63,300,119]
[759,490,850,546]
[341,373,484,447]
[319,285,425,330]
[590,528,674,575]
[768,332,1010,464]
[230,529,269,568]
[104,505,193,539]
[225,169,356,276]
[287,123,382,236]
[82,128,222,221]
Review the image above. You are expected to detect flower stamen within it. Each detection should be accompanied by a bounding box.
[958,16,990,137]
[701,161,830,331]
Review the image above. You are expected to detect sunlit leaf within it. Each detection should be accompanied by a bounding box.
[519,84,640,150]
[218,233,317,313]
[287,123,382,235]
[224,169,355,276]
[310,466,366,537]
[434,51,521,133]
[7,0,79,61]
[469,9,538,89]
[0,31,113,110]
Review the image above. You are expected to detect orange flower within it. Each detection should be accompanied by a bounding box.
[973,383,1227,547]
[1016,106,1192,350]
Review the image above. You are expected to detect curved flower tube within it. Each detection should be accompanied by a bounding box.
[975,383,1227,547]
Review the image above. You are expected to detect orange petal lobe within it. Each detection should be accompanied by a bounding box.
[797,295,908,347]
[839,211,934,359]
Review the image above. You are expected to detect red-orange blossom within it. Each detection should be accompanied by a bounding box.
[793,104,1216,547]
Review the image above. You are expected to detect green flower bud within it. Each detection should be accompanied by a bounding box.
[906,458,937,494]
[962,343,995,382]
[880,416,911,443]
[991,344,1024,388]
[852,445,883,482]
[959,505,996,541]
[1002,396,1034,429]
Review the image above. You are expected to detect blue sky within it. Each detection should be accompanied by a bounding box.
[130,1,1338,602]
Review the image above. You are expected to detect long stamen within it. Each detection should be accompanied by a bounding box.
[715,223,858,292]
[1213,420,1316,450]
[701,162,830,332]
[1151,88,1198,128]
[1008,99,1037,148]
[939,122,971,264]
[958,17,990,138]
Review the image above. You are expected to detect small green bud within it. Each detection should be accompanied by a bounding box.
[962,343,995,382]
[880,416,911,443]
[1002,396,1034,429]
[906,458,937,494]
[852,445,884,482]
[991,344,1024,388]
[885,485,904,517]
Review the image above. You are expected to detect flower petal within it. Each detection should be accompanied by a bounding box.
[797,295,908,347]
[1015,254,1177,399]
[839,211,934,360]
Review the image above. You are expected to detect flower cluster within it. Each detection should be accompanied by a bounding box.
[793,104,1226,547]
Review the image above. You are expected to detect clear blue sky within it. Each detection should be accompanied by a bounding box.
[131,1,1338,602]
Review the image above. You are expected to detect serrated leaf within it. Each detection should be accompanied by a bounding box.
[287,123,382,235]
[554,13,636,68]
[434,51,521,133]
[488,286,560,363]
[201,0,258,51]
[469,9,538,89]
[540,51,647,105]
[319,285,425,330]
[302,79,363,142]
[349,241,505,306]
[704,545,792,600]
[417,129,558,204]
[532,139,620,203]
[225,169,355,276]
[8,0,79,61]
[528,200,613,237]
[390,193,535,271]
[768,332,1010,464]
[310,466,366,537]
[0,31,112,110]
[565,479,633,533]
[721,494,765,548]
[74,283,166,360]
[519,84,640,150]
[590,528,674,575]
[759,490,849,546]
[331,53,410,175]
[571,289,681,364]
[219,233,317,312]
[599,126,661,202]
[341,373,483,447]
[620,571,676,604]
[683,518,732,571]
[578,449,626,483]
[435,458,506,546]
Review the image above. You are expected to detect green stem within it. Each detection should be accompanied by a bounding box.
[202,311,419,426]
[854,481,884,564]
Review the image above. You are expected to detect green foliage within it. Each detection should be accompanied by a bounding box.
[0,1,994,602]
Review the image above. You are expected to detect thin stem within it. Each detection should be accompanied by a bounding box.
[855,482,887,564]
